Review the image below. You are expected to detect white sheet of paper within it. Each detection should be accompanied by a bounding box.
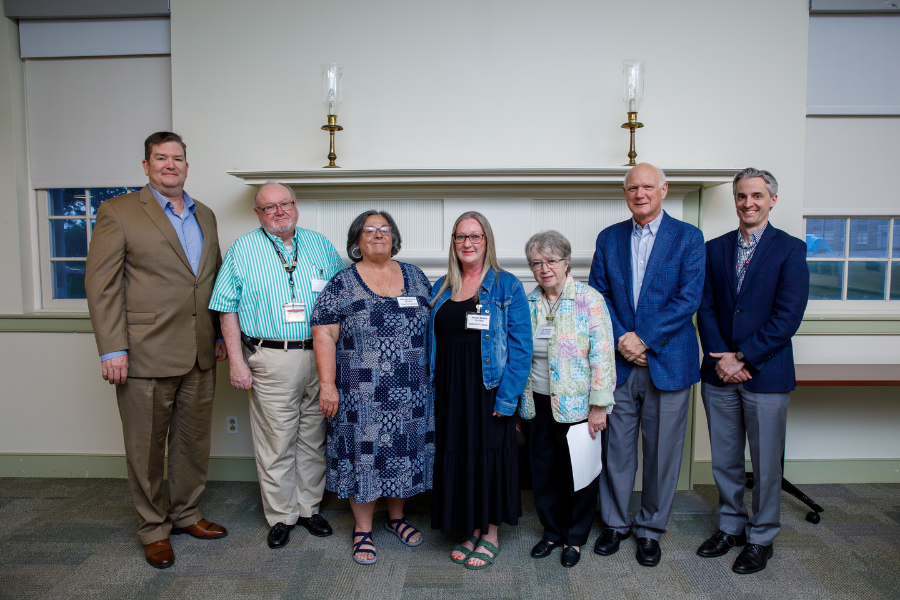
[566,422,603,491]
[397,296,418,307]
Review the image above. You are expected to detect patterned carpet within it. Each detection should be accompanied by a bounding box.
[1,478,898,599]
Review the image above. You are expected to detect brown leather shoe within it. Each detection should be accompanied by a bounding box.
[171,519,228,539]
[144,539,174,569]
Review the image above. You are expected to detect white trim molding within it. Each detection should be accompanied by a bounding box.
[227,168,741,199]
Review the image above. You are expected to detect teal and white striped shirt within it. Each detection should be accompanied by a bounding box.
[209,227,346,340]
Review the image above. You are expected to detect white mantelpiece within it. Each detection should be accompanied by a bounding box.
[228,168,740,279]
[227,167,739,199]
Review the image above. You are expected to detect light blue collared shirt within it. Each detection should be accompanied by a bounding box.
[100,185,207,362]
[631,210,664,310]
[149,185,204,276]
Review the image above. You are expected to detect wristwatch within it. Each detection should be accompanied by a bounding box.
[606,405,614,414]
[735,350,745,362]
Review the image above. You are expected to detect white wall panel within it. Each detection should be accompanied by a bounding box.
[317,199,443,255]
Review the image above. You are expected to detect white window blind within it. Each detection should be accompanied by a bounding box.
[18,18,170,58]
[807,15,900,115]
[25,56,172,188]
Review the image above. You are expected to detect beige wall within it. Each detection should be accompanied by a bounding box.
[4,1,898,472]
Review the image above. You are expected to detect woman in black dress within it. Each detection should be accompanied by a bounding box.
[428,211,532,570]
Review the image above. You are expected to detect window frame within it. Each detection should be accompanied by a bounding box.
[804,215,900,314]
[36,187,140,311]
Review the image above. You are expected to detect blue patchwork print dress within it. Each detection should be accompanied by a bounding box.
[309,261,435,503]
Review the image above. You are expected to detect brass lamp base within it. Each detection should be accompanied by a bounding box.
[321,114,343,168]
[620,111,644,167]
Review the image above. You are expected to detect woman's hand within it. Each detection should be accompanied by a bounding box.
[587,406,607,440]
[319,383,340,418]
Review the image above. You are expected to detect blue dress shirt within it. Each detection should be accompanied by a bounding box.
[631,210,664,309]
[100,186,208,362]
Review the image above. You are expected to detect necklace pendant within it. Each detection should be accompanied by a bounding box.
[546,315,554,322]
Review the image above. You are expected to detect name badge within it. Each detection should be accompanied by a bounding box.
[466,313,490,330]
[311,279,327,293]
[283,302,306,323]
[536,325,555,339]
[397,296,418,308]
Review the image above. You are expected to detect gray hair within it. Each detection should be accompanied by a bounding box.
[624,163,667,187]
[254,181,296,206]
[733,167,778,197]
[346,210,402,262]
[525,230,572,274]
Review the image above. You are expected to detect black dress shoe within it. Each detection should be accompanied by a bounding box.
[267,522,293,549]
[635,537,661,567]
[732,543,773,574]
[697,530,747,558]
[560,546,581,568]
[296,514,333,537]
[593,529,629,556]
[530,539,559,558]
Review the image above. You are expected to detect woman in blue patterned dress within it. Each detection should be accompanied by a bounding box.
[310,210,434,566]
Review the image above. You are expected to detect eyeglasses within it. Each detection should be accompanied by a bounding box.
[452,233,485,244]
[257,200,296,214]
[530,258,566,271]
[362,225,393,236]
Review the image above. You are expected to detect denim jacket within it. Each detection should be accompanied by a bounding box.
[429,266,533,415]
[518,277,616,423]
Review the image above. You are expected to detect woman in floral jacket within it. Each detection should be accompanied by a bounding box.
[519,230,616,569]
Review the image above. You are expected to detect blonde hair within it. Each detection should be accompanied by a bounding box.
[431,211,503,305]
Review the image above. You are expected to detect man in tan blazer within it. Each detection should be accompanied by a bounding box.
[86,131,228,569]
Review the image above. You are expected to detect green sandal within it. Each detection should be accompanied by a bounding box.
[465,539,501,570]
[451,535,480,564]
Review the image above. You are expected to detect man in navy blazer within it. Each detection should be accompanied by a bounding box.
[696,168,808,575]
[588,163,705,567]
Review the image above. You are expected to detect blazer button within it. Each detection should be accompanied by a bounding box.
[734,309,741,315]
[484,334,490,340]
[192,312,197,316]
[485,359,490,364]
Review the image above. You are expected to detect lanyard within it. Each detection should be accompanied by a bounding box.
[264,229,300,302]
[542,293,563,322]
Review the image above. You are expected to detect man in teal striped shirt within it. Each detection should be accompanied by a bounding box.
[209,181,346,549]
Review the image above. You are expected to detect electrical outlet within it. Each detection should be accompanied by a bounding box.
[226,415,239,434]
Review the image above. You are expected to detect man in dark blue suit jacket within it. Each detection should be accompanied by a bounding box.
[696,168,808,575]
[588,163,705,567]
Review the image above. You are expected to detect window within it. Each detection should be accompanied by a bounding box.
[806,217,899,302]
[37,187,140,308]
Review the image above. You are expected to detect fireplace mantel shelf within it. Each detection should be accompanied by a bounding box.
[227,167,740,199]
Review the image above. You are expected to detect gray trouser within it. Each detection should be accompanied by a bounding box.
[701,381,790,546]
[599,366,690,540]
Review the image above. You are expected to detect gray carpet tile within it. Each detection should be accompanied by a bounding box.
[1,479,898,599]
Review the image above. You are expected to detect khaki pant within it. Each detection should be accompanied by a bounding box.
[244,345,326,526]
[116,362,216,545]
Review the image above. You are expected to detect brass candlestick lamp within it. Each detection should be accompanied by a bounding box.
[620,59,645,167]
[321,63,343,168]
